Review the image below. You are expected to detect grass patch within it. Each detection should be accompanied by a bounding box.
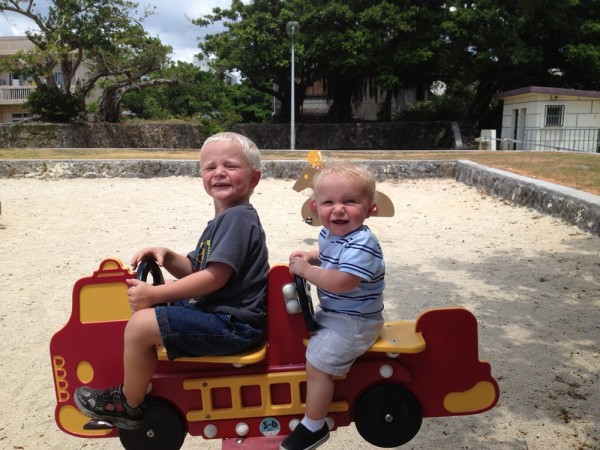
[1,148,599,195]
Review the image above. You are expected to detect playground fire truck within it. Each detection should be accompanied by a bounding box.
[50,258,499,449]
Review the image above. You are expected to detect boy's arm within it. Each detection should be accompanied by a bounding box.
[289,258,361,293]
[126,262,233,310]
[131,247,193,279]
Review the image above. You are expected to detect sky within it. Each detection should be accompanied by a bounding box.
[0,0,231,63]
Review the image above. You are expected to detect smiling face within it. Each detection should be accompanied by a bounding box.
[313,172,376,237]
[200,140,261,215]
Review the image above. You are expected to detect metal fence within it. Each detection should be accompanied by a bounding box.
[522,127,600,153]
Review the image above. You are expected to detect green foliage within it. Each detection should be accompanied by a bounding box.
[25,84,84,122]
[122,63,271,131]
[195,0,449,123]
[193,0,600,130]
[0,0,171,122]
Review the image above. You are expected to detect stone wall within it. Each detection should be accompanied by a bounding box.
[0,122,202,149]
[235,122,462,150]
[1,121,463,150]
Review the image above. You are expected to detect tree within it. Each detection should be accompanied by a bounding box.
[440,0,600,132]
[85,30,174,122]
[0,0,173,122]
[194,0,309,123]
[196,0,600,131]
[194,0,449,123]
[122,62,272,134]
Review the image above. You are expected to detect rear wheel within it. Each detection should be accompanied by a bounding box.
[354,385,422,447]
[119,399,186,450]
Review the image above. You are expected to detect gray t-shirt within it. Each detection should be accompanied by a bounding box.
[186,203,269,327]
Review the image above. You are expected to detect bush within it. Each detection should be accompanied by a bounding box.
[25,85,85,122]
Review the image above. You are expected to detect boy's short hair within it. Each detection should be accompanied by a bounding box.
[313,162,377,203]
[200,132,261,170]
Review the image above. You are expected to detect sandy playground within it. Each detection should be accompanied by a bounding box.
[0,176,598,450]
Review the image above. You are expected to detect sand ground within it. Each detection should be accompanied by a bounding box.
[0,177,598,450]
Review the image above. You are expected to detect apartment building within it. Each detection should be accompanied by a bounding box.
[0,35,92,124]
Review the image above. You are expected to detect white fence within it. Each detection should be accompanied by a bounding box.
[520,128,599,153]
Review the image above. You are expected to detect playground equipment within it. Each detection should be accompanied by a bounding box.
[292,150,395,226]
[50,258,499,449]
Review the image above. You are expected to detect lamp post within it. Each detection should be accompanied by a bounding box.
[286,21,299,151]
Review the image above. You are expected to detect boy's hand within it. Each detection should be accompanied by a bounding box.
[289,256,310,278]
[130,247,170,270]
[126,278,156,311]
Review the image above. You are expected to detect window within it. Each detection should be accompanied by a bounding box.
[12,113,34,123]
[54,72,63,87]
[545,105,564,127]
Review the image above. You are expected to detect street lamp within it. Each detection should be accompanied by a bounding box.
[286,21,299,151]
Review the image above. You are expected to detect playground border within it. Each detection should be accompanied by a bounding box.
[0,159,598,235]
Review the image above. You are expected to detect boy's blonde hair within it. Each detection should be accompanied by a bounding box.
[200,132,261,170]
[313,162,377,203]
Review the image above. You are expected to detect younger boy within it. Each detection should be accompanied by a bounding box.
[282,162,385,450]
[75,132,269,430]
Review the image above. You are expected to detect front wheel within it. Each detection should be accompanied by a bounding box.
[354,385,422,447]
[119,399,186,450]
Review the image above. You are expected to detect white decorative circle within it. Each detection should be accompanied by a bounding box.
[288,418,301,432]
[282,284,297,299]
[203,424,218,439]
[285,299,301,314]
[379,364,394,378]
[236,422,249,436]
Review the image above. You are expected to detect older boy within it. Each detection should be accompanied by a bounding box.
[75,132,269,430]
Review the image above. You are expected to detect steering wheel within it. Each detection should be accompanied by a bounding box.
[136,260,165,285]
[294,276,319,332]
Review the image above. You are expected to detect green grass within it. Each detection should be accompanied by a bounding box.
[1,148,599,195]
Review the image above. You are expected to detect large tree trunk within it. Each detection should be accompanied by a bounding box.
[94,79,178,123]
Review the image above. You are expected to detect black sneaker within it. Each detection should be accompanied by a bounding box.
[74,384,145,430]
[280,423,330,450]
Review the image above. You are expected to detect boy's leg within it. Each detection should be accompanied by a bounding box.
[304,361,334,421]
[122,308,163,407]
[74,308,163,430]
[280,361,331,450]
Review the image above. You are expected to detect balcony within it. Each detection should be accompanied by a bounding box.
[0,85,35,105]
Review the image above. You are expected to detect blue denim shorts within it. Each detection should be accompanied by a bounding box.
[154,300,264,361]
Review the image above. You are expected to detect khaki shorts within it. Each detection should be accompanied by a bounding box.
[306,307,383,377]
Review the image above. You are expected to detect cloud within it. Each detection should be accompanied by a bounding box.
[0,0,231,63]
[140,0,230,62]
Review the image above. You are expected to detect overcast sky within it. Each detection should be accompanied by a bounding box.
[0,0,232,63]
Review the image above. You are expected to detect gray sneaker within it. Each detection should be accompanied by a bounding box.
[74,384,146,430]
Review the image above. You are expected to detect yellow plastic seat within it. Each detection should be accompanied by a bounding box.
[368,321,426,354]
[156,342,268,365]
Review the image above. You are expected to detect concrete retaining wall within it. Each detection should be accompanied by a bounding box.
[0,159,598,235]
[234,122,460,150]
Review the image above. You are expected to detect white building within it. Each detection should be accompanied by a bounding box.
[495,86,600,152]
[0,36,94,124]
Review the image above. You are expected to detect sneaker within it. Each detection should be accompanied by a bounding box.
[280,423,330,450]
[74,384,145,430]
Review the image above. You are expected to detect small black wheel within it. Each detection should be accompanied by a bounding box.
[354,384,422,447]
[294,275,319,332]
[119,399,186,450]
[136,260,165,285]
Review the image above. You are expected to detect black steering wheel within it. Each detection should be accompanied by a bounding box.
[294,276,319,332]
[136,260,165,285]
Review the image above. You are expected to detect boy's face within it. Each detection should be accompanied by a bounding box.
[313,173,375,236]
[200,141,260,212]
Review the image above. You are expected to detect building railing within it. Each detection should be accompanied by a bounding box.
[522,127,600,153]
[0,85,35,104]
